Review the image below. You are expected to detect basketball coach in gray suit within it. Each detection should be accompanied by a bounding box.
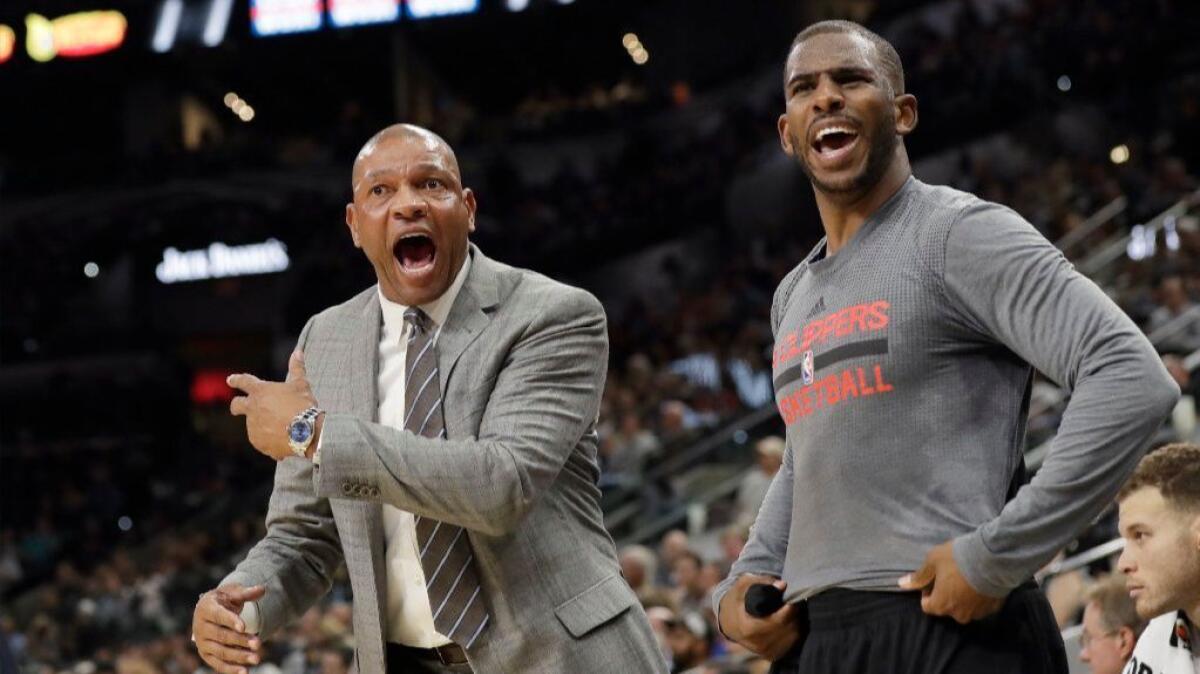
[190,124,666,674]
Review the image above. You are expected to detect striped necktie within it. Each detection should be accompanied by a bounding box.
[403,307,490,648]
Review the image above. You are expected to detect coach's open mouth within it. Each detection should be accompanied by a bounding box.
[394,233,436,273]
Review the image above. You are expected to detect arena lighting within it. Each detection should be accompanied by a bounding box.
[328,0,400,28]
[504,0,529,10]
[621,32,639,50]
[191,369,237,404]
[1056,75,1072,92]
[224,92,254,121]
[0,25,15,64]
[1127,224,1154,261]
[1110,144,1130,165]
[203,0,235,46]
[152,0,183,52]
[26,11,127,62]
[155,239,290,284]
[406,0,478,19]
[84,262,100,278]
[251,0,323,37]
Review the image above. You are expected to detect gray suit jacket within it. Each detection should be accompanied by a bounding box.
[224,246,666,674]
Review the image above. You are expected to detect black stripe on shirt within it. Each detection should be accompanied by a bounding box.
[773,338,889,391]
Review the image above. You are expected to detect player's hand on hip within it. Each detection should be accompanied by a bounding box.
[191,583,266,674]
[718,574,803,661]
[228,350,318,461]
[899,540,1005,624]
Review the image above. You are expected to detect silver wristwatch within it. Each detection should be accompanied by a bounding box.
[286,406,323,458]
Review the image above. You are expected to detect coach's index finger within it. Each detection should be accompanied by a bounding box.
[226,373,265,395]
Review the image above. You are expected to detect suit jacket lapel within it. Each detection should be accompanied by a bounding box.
[437,245,500,402]
[342,293,389,645]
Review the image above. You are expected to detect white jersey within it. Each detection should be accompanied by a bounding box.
[1124,611,1199,674]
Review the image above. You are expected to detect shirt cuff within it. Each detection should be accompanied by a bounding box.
[952,530,1012,598]
[240,599,262,634]
[312,427,325,466]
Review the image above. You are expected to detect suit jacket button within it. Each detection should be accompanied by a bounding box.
[342,483,353,495]
[370,487,380,497]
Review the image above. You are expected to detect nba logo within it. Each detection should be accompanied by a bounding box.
[801,350,814,385]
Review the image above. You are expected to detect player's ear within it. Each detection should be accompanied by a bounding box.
[778,114,797,157]
[895,93,918,137]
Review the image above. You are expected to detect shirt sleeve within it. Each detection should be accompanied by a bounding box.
[711,435,794,630]
[941,200,1179,596]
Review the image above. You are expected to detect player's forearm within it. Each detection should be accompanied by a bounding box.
[954,341,1178,596]
[714,448,795,614]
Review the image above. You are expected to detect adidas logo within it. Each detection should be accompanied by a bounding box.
[806,297,826,319]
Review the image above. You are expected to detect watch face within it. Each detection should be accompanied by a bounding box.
[288,419,313,444]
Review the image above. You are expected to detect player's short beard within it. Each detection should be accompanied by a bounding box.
[791,109,898,196]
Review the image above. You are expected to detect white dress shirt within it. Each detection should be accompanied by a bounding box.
[241,254,472,647]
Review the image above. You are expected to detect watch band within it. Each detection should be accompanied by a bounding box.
[288,406,323,457]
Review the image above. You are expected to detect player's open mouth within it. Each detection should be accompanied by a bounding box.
[811,126,860,167]
[394,233,437,274]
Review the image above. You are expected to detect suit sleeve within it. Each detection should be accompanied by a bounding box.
[942,201,1179,597]
[313,287,608,537]
[222,316,345,636]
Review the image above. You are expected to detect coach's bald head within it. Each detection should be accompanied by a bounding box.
[352,123,462,191]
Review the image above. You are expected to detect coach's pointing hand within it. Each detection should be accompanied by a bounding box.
[718,574,803,661]
[899,541,1004,624]
[228,351,321,461]
[192,583,266,674]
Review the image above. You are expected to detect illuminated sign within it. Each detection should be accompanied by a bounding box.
[407,0,478,19]
[328,0,399,27]
[155,239,290,284]
[0,25,13,63]
[251,0,323,36]
[25,11,127,62]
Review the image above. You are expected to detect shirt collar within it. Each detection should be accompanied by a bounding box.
[377,251,473,338]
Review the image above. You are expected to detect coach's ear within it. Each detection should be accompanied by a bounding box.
[1190,511,1200,552]
[895,93,918,137]
[346,203,362,248]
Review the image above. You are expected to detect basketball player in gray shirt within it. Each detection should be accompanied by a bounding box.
[713,20,1180,674]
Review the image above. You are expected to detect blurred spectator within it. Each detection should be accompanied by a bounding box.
[601,412,662,490]
[620,544,660,600]
[718,526,749,572]
[665,611,714,674]
[657,530,691,586]
[1079,573,1146,674]
[1147,274,1200,353]
[734,437,784,527]
[671,551,710,615]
